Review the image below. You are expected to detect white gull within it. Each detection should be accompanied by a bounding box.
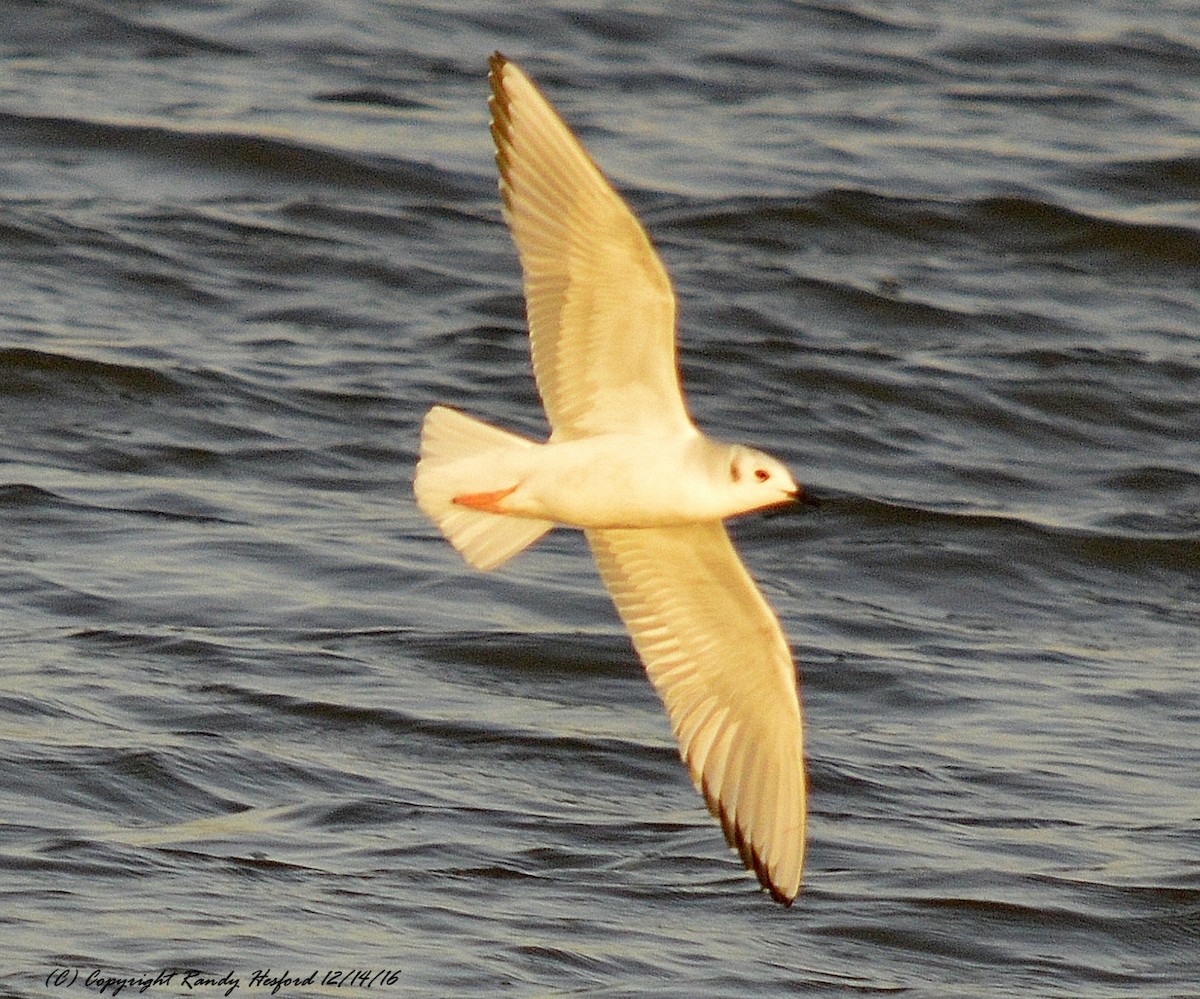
[414,53,809,904]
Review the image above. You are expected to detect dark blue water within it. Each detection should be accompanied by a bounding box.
[2,2,1199,996]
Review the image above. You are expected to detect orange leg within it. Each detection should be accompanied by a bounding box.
[452,483,518,513]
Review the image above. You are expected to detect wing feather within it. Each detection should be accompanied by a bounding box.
[489,53,694,440]
[586,523,806,903]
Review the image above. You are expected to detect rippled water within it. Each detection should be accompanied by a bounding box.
[2,2,1199,997]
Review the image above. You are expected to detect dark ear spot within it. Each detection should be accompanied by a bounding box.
[730,460,741,483]
[754,468,770,482]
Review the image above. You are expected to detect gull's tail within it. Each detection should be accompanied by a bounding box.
[413,405,554,571]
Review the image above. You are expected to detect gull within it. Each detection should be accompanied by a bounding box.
[414,52,810,904]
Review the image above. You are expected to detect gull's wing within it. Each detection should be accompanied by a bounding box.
[586,523,806,904]
[489,53,694,441]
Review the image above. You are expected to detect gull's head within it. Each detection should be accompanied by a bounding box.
[726,445,805,514]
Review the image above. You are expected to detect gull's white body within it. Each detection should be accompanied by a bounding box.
[424,427,796,527]
[414,53,808,904]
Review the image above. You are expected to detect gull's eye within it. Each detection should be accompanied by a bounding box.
[754,468,770,483]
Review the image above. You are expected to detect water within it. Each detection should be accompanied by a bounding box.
[2,2,1199,996]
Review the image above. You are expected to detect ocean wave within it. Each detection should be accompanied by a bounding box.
[670,188,1200,271]
[0,110,468,195]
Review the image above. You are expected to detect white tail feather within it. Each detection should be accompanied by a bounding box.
[413,406,554,570]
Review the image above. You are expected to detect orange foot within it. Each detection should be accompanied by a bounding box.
[452,483,518,513]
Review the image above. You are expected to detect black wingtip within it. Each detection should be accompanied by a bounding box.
[703,776,798,907]
[488,55,513,182]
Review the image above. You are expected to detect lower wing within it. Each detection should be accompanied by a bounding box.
[586,522,806,903]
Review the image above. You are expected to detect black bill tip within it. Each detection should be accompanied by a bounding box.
[791,486,821,508]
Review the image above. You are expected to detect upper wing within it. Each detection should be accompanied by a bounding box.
[586,522,806,903]
[489,53,694,441]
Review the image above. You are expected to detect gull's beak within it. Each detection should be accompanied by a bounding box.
[763,487,817,519]
[765,484,820,518]
[789,484,820,508]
